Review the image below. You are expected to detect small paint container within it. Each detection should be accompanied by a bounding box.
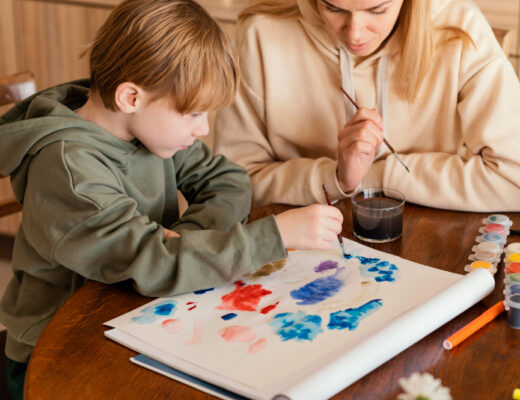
[472,241,502,255]
[475,232,506,245]
[505,263,520,274]
[504,283,520,296]
[464,260,496,274]
[468,251,499,263]
[505,273,520,285]
[505,242,520,255]
[504,294,520,329]
[505,253,520,264]
[479,223,509,236]
[482,214,512,228]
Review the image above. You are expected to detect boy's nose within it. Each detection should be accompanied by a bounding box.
[194,113,210,137]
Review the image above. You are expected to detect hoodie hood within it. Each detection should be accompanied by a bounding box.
[0,79,138,203]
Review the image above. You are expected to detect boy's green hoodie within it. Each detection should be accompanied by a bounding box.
[0,80,287,363]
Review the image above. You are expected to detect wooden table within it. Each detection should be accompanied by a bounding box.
[25,201,520,400]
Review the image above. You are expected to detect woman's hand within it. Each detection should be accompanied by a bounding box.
[274,204,343,250]
[337,108,384,192]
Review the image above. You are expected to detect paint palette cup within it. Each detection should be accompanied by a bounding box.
[504,294,520,329]
[472,241,502,255]
[464,260,496,274]
[505,273,520,285]
[351,187,405,243]
[482,214,512,228]
[468,251,499,263]
[506,263,520,274]
[505,283,520,296]
[475,232,506,245]
[505,242,520,255]
[479,223,509,236]
[505,253,520,264]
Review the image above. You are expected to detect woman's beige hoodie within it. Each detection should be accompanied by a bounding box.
[214,0,520,211]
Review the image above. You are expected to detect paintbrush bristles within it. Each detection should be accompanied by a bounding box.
[339,86,411,174]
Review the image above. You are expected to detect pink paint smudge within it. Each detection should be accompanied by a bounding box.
[161,318,182,334]
[260,301,279,314]
[247,338,267,354]
[216,280,272,312]
[219,325,256,343]
[185,320,202,346]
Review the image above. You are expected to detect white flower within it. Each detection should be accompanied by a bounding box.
[397,372,452,400]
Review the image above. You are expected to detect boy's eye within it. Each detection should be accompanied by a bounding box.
[191,112,202,117]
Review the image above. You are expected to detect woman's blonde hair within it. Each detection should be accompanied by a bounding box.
[87,0,239,113]
[240,0,473,101]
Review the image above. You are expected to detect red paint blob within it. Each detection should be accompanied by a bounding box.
[217,281,272,311]
[260,301,280,314]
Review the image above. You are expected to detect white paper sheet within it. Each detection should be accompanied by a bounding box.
[104,238,494,399]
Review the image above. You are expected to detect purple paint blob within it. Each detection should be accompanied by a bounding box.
[314,260,339,273]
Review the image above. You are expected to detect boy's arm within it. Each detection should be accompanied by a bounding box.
[21,142,286,297]
[171,140,252,232]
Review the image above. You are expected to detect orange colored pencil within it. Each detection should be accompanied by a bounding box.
[443,301,505,350]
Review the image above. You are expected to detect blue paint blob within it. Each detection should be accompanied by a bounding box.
[269,311,323,341]
[314,260,338,273]
[359,258,399,282]
[131,300,177,324]
[344,253,353,260]
[221,313,238,320]
[327,299,383,330]
[194,288,215,295]
[290,270,344,305]
[356,256,381,265]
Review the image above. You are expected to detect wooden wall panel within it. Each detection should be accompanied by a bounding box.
[0,0,18,77]
[473,0,520,73]
[15,1,112,91]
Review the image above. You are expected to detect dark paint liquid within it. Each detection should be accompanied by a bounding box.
[507,294,520,329]
[352,197,403,242]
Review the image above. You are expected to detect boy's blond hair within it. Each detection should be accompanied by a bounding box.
[89,0,239,113]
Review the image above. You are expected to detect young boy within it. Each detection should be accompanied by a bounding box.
[0,0,343,398]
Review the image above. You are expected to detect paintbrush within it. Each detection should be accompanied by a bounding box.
[340,86,410,173]
[322,184,349,260]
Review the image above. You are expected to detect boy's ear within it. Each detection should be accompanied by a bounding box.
[114,82,144,113]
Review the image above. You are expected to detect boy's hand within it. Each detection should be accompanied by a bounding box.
[163,228,180,239]
[274,204,343,250]
[337,108,384,192]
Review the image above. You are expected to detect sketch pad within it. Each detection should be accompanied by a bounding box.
[104,238,494,400]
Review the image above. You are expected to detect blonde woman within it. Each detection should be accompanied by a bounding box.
[215,0,520,211]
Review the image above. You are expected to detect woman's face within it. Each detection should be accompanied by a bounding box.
[317,0,404,57]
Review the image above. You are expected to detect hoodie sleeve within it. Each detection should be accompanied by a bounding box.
[361,11,520,212]
[21,141,287,297]
[171,140,253,232]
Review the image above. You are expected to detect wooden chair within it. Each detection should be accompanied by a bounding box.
[0,71,36,221]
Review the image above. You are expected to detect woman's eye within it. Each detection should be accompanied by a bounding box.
[369,8,387,15]
[325,5,344,13]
